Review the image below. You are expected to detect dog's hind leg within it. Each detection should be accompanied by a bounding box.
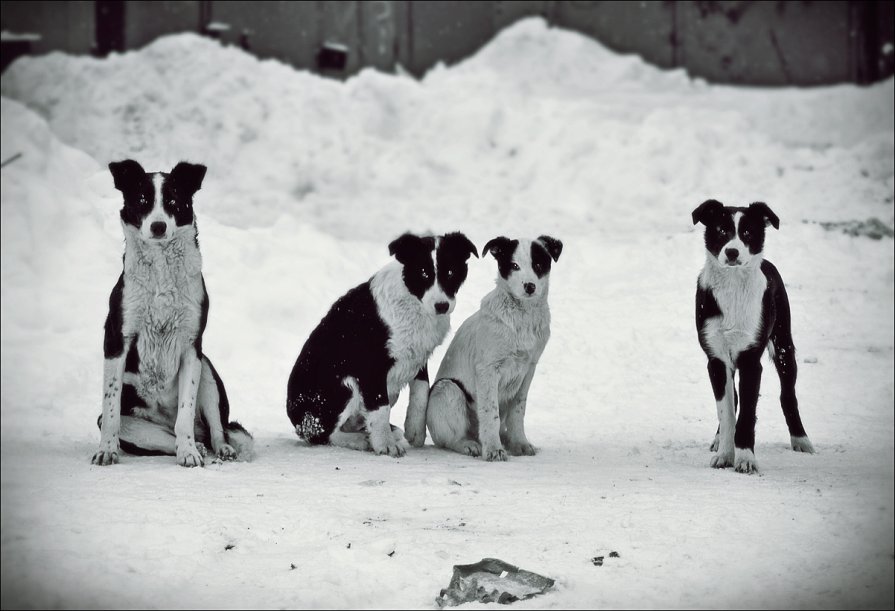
[197,357,238,461]
[118,416,177,455]
[427,379,481,457]
[769,320,814,454]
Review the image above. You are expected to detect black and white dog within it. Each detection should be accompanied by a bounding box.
[692,199,814,473]
[427,236,562,461]
[286,232,478,457]
[92,160,252,467]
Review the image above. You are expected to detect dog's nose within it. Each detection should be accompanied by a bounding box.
[434,301,449,314]
[724,248,739,261]
[524,283,536,295]
[150,222,167,237]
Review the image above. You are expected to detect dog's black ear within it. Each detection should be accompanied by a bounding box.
[691,199,724,226]
[109,159,146,193]
[442,232,479,260]
[483,236,515,259]
[169,162,207,198]
[537,235,563,262]
[389,233,423,264]
[749,202,779,230]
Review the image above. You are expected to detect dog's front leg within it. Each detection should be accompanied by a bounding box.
[175,349,204,467]
[92,345,130,465]
[476,366,506,462]
[404,365,429,447]
[504,366,537,456]
[707,358,735,469]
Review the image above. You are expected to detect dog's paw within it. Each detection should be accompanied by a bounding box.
[710,451,734,469]
[483,445,508,462]
[458,440,482,457]
[506,441,537,456]
[709,435,719,452]
[91,447,120,466]
[404,425,426,448]
[372,437,408,458]
[216,443,237,461]
[734,448,759,474]
[791,436,815,454]
[176,443,205,468]
[195,442,208,458]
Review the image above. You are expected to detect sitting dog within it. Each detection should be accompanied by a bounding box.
[92,160,252,467]
[692,199,814,474]
[286,232,478,457]
[427,235,562,461]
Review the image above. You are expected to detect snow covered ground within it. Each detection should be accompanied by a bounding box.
[1,18,893,609]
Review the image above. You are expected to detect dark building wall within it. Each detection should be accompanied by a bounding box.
[2,0,893,86]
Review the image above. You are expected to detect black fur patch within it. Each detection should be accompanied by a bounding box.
[415,364,429,382]
[531,241,553,279]
[124,341,140,373]
[536,235,563,262]
[389,233,436,300]
[110,160,154,230]
[205,356,231,425]
[483,236,520,279]
[287,282,394,443]
[436,232,478,297]
[119,383,147,416]
[162,162,207,227]
[194,276,209,357]
[103,273,125,358]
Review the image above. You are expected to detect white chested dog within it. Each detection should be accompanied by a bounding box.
[92,160,252,467]
[426,235,562,461]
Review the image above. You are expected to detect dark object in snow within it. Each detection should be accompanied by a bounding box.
[436,558,554,607]
[290,563,297,570]
[225,544,235,551]
[388,550,396,557]
[591,556,604,566]
[609,551,620,558]
[807,218,894,240]
[317,41,348,71]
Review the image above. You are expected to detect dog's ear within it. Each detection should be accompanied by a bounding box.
[442,232,479,260]
[691,199,724,226]
[483,236,515,260]
[748,202,779,230]
[537,235,563,262]
[169,162,207,198]
[389,233,424,264]
[109,160,146,193]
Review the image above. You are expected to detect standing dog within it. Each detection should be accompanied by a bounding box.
[427,235,562,461]
[92,160,252,467]
[286,232,478,457]
[692,199,814,474]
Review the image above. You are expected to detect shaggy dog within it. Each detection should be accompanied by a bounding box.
[426,235,562,461]
[287,232,478,457]
[92,160,252,467]
[692,199,814,473]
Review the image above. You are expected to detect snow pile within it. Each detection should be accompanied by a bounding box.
[1,17,893,609]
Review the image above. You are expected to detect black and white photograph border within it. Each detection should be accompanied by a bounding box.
[1,1,893,609]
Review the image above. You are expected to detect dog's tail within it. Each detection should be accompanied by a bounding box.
[225,421,255,461]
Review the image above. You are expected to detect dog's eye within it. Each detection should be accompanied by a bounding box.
[421,269,429,279]
[447,269,454,277]
[511,263,521,271]
[742,230,751,238]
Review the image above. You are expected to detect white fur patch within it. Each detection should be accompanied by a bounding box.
[121,222,204,404]
[370,263,450,404]
[698,253,766,368]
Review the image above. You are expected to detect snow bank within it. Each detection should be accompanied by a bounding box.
[1,17,892,609]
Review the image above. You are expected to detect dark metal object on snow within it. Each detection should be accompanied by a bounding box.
[436,558,554,607]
